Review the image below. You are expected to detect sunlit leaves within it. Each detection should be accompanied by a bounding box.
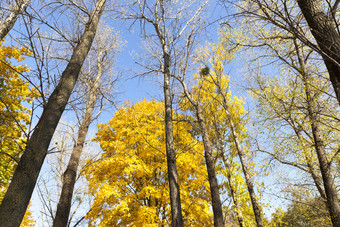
[0,42,38,200]
[85,100,213,226]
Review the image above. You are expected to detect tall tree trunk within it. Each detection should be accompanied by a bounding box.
[296,42,340,226]
[179,80,224,226]
[196,108,225,227]
[53,49,104,227]
[297,0,340,105]
[218,90,263,227]
[0,0,30,41]
[0,1,106,226]
[308,107,340,226]
[163,47,184,227]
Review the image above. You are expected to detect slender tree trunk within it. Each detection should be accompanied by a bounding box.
[0,0,30,41]
[196,107,225,227]
[219,92,263,227]
[221,148,244,227]
[0,1,106,226]
[297,0,340,105]
[296,43,340,226]
[163,47,184,227]
[179,80,224,226]
[53,50,103,227]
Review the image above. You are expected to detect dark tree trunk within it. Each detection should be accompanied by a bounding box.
[297,0,340,105]
[163,47,184,227]
[0,1,106,226]
[296,39,340,226]
[53,49,103,227]
[0,0,30,41]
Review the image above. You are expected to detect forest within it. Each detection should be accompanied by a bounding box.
[0,0,340,226]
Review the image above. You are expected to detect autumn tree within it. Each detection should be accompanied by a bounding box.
[242,27,340,225]
[225,0,340,105]
[221,1,340,225]
[120,1,209,225]
[269,193,332,227]
[178,35,264,226]
[85,100,213,226]
[0,41,37,227]
[0,0,106,225]
[0,42,36,200]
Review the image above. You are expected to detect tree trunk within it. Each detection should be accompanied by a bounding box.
[219,93,263,227]
[297,0,340,105]
[221,147,244,227]
[0,1,106,226]
[309,112,340,226]
[163,47,184,227]
[296,39,340,226]
[179,79,224,226]
[0,0,30,41]
[196,107,225,227]
[53,49,103,227]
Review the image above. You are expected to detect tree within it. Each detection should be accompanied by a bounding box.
[227,0,340,105]
[222,1,340,224]
[120,1,209,225]
[85,100,213,226]
[237,12,340,224]
[53,25,122,227]
[269,195,332,227]
[0,0,30,40]
[179,37,263,226]
[0,0,106,225]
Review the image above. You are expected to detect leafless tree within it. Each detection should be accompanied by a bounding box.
[53,25,122,227]
[0,0,106,225]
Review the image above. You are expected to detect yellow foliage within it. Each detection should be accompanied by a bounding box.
[181,37,258,226]
[85,99,213,226]
[0,41,38,199]
[19,203,35,227]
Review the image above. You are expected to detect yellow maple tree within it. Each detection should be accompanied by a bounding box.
[85,99,213,226]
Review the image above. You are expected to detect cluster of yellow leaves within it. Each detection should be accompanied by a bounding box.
[181,37,258,226]
[0,42,37,225]
[85,99,213,226]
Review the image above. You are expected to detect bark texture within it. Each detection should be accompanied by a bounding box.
[0,1,106,226]
[0,0,30,40]
[297,0,340,105]
[53,48,104,227]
